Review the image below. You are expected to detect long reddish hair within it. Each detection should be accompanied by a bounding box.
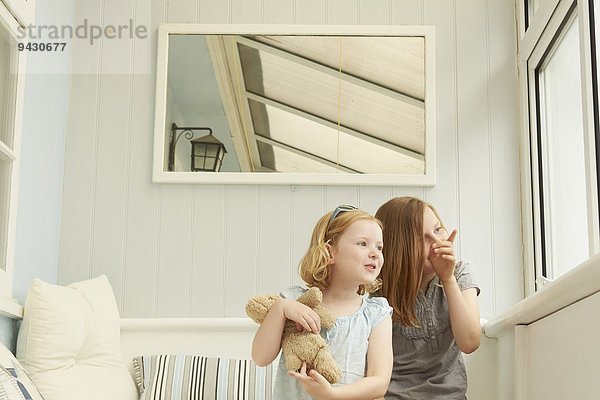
[375,197,443,327]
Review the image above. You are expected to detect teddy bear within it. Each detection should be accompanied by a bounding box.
[245,286,342,384]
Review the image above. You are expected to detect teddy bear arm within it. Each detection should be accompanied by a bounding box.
[312,350,343,384]
[245,295,281,324]
[283,332,341,384]
[289,332,342,384]
[295,287,322,308]
[282,332,310,372]
[315,306,337,329]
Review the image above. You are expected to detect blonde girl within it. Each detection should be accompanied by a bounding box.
[252,205,393,400]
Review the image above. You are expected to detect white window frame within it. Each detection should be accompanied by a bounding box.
[0,1,27,317]
[0,0,34,27]
[518,0,599,295]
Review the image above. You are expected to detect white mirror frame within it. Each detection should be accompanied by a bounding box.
[152,24,436,186]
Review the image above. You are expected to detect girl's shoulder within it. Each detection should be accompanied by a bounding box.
[362,296,392,326]
[365,295,390,308]
[453,261,480,294]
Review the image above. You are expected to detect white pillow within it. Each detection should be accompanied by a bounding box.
[16,275,138,400]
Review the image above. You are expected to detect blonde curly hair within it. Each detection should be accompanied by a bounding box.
[298,207,383,296]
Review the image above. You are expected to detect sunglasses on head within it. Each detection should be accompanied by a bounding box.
[328,204,358,223]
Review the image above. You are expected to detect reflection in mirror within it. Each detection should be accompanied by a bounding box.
[154,25,435,185]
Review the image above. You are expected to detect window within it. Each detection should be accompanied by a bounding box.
[526,0,553,28]
[519,0,600,293]
[537,15,589,277]
[0,3,26,302]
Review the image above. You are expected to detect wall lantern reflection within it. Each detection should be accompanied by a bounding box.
[168,123,227,172]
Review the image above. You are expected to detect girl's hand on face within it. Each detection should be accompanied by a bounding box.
[281,299,321,333]
[429,229,458,282]
[288,362,334,400]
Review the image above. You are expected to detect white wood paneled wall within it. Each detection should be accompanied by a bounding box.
[59,0,522,321]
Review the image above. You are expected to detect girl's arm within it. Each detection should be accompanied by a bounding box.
[252,298,321,366]
[288,315,393,400]
[441,279,480,354]
[430,230,481,354]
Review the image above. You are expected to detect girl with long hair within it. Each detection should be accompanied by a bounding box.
[376,197,480,399]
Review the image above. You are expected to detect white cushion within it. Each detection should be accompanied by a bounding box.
[16,275,138,400]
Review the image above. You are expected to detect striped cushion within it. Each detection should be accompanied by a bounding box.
[133,355,273,400]
[0,344,44,400]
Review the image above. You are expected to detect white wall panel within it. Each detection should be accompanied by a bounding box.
[198,0,230,23]
[327,0,358,24]
[167,0,198,23]
[121,74,161,315]
[422,0,458,236]
[295,0,327,24]
[358,186,392,215]
[391,0,423,25]
[488,0,524,313]
[263,0,294,23]
[58,75,98,284]
[290,186,325,288]
[257,186,293,294]
[464,335,499,400]
[58,0,103,285]
[224,186,259,316]
[191,185,227,316]
[157,185,193,316]
[90,75,131,306]
[89,0,137,305]
[121,0,162,316]
[359,0,391,25]
[122,173,160,317]
[392,186,426,201]
[58,0,521,328]
[101,0,135,74]
[232,0,263,23]
[151,0,166,65]
[325,186,359,210]
[455,0,495,317]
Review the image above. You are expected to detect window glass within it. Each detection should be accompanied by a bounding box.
[0,160,10,271]
[537,16,589,278]
[528,0,553,24]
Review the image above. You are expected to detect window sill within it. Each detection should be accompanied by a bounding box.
[0,294,22,320]
[483,253,600,337]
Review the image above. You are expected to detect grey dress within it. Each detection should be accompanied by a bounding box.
[385,262,480,400]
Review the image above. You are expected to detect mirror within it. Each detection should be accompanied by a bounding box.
[152,25,435,185]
